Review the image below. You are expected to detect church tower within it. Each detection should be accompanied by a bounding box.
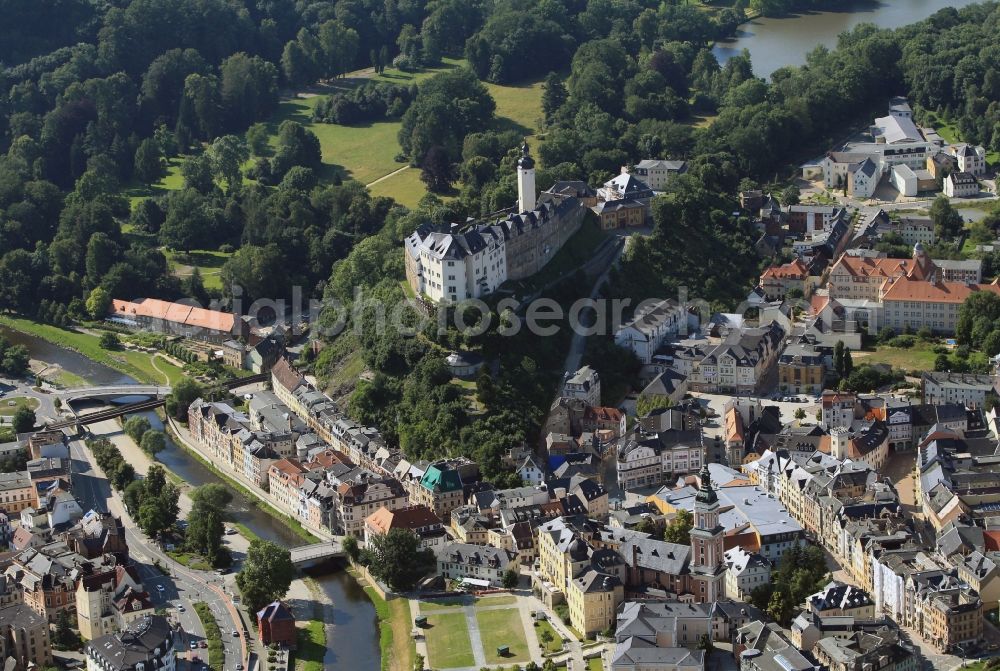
[517,140,536,213]
[689,462,725,602]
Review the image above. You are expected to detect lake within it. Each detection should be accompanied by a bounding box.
[713,0,984,79]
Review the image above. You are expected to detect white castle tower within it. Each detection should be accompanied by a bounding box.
[517,140,536,213]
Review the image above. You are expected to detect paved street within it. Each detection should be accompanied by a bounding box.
[69,432,250,671]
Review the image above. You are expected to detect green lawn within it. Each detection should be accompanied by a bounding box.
[533,619,563,654]
[485,79,544,135]
[368,167,428,208]
[474,595,517,608]
[858,341,989,375]
[164,248,232,292]
[856,344,939,373]
[193,602,224,671]
[0,316,187,385]
[0,396,40,417]
[924,111,1000,167]
[419,597,469,611]
[587,657,604,671]
[125,157,187,209]
[167,550,212,571]
[476,608,531,665]
[294,619,326,671]
[424,612,475,669]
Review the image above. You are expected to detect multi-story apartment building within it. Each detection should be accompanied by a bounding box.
[0,603,52,669]
[438,543,518,588]
[623,159,687,191]
[778,343,826,394]
[336,477,408,538]
[613,299,687,365]
[921,372,994,409]
[563,365,601,407]
[76,565,150,641]
[86,615,175,671]
[0,471,36,514]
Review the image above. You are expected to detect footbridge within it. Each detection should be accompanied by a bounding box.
[289,541,345,566]
[58,385,172,403]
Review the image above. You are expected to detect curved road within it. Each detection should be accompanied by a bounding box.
[68,435,249,671]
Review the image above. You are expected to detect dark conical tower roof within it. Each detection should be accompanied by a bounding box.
[517,140,534,170]
[695,462,718,506]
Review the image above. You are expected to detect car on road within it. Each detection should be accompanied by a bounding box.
[156,584,165,592]
[225,527,237,535]
[200,641,207,648]
[236,665,244,670]
[231,630,239,637]
[177,605,185,612]
[190,642,197,650]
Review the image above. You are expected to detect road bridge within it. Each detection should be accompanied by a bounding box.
[289,541,345,566]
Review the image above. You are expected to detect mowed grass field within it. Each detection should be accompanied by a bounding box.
[122,59,546,212]
[423,612,475,669]
[163,249,232,292]
[476,608,531,665]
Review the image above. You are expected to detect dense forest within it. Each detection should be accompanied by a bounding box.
[1,0,1000,480]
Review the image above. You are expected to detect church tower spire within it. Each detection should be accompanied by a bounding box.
[517,140,536,213]
[689,461,725,601]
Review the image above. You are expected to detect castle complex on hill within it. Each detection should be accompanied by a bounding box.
[404,142,587,303]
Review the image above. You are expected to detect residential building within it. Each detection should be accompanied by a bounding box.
[76,564,150,640]
[336,477,408,538]
[778,343,826,395]
[944,172,978,198]
[85,615,175,671]
[921,372,994,409]
[690,323,785,394]
[438,542,517,587]
[593,199,648,229]
[410,461,467,521]
[610,601,710,671]
[0,603,52,669]
[948,144,987,176]
[848,158,878,199]
[567,570,623,637]
[624,160,687,191]
[364,505,446,555]
[809,581,876,618]
[813,627,915,671]
[896,217,935,246]
[0,472,36,514]
[616,417,703,491]
[563,366,601,407]
[759,259,811,301]
[614,299,688,364]
[257,601,296,649]
[724,547,771,602]
[735,621,817,671]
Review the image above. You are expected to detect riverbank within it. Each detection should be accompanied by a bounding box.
[347,567,415,671]
[164,417,322,544]
[0,315,181,385]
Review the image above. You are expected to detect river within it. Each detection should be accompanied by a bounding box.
[4,326,380,671]
[713,0,984,80]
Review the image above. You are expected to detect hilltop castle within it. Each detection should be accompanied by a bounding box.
[404,142,586,303]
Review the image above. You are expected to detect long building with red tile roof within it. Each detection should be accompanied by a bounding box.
[109,297,245,342]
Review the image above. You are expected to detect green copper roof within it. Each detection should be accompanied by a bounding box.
[420,464,463,493]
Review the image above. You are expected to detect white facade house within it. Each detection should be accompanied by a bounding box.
[949,144,987,176]
[614,299,687,364]
[564,365,601,406]
[921,372,994,409]
[724,547,771,602]
[624,159,688,191]
[890,164,918,197]
[848,158,878,198]
[944,171,978,198]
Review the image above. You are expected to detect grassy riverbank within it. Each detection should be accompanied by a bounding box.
[0,315,184,385]
[347,567,415,671]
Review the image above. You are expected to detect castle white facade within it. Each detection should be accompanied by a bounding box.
[405,143,585,303]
